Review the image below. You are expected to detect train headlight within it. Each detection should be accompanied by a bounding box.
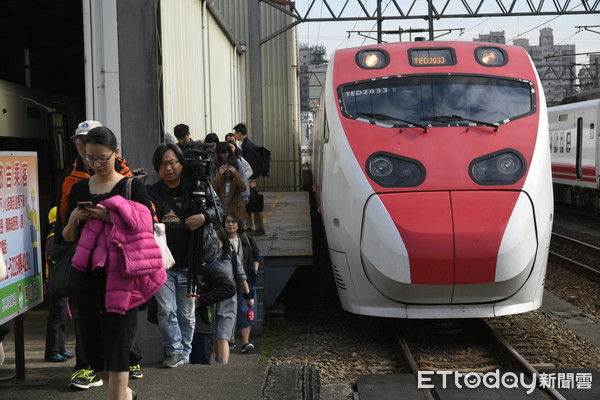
[369,157,393,178]
[475,47,507,67]
[366,153,425,187]
[356,49,389,69]
[470,150,526,185]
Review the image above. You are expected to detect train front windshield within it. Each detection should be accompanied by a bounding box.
[340,75,534,126]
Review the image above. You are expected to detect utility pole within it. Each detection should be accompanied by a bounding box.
[428,0,434,40]
[376,0,382,43]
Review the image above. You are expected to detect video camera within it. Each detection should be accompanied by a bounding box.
[183,144,213,180]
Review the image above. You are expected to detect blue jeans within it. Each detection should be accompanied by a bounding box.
[155,269,195,362]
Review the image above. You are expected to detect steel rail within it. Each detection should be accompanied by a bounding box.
[478,319,567,400]
[549,251,600,278]
[550,233,600,278]
[552,232,600,255]
[393,327,436,400]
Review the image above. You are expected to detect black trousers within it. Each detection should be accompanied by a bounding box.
[44,295,68,357]
[72,299,143,371]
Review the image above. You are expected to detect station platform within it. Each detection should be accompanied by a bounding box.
[0,190,317,399]
[252,191,313,307]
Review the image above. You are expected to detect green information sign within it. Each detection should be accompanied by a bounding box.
[0,152,43,325]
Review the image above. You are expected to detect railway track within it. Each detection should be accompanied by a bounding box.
[550,232,600,279]
[392,319,567,399]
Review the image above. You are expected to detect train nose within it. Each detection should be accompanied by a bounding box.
[360,191,538,304]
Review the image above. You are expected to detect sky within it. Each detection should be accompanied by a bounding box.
[296,1,600,68]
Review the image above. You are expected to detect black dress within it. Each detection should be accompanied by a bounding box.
[67,177,152,372]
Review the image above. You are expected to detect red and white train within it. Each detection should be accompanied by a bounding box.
[311,41,553,318]
[548,90,600,211]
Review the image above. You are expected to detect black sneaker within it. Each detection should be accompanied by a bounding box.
[229,342,236,350]
[254,229,265,236]
[161,353,184,368]
[129,364,143,379]
[69,369,103,390]
[241,343,255,353]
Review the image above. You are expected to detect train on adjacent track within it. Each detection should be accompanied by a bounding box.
[548,90,600,212]
[310,41,553,318]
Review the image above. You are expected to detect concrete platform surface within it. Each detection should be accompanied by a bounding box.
[0,304,269,399]
[253,192,312,258]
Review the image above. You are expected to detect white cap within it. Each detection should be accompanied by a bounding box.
[72,120,102,139]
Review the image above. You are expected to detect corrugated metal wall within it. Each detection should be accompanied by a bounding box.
[207,14,237,138]
[160,0,240,141]
[160,1,205,139]
[260,5,300,191]
[211,2,301,191]
[164,1,301,190]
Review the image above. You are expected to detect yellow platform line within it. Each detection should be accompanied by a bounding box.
[261,192,283,225]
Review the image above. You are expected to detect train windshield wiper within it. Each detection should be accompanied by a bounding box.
[423,115,499,131]
[356,112,429,132]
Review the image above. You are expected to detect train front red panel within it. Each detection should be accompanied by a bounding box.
[379,192,454,285]
[379,191,518,286]
[451,191,519,284]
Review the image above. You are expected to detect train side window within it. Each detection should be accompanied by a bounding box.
[559,132,564,153]
[590,123,595,139]
[553,132,558,153]
[566,132,571,153]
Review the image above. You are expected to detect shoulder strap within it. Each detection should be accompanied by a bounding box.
[125,177,133,200]
[242,233,251,248]
[155,181,187,222]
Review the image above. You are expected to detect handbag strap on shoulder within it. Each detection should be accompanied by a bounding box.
[125,177,133,200]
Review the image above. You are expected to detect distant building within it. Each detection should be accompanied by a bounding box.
[299,45,328,112]
[474,28,576,104]
[473,31,505,44]
[578,54,600,92]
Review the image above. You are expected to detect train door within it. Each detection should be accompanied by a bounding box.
[50,112,73,173]
[576,117,583,180]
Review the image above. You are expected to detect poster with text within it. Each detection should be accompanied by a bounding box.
[0,152,43,325]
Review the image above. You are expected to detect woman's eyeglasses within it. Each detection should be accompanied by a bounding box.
[84,151,114,164]
[225,220,238,225]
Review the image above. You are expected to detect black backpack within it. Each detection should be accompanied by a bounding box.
[256,145,271,177]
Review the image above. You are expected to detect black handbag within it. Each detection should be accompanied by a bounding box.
[47,240,90,297]
[245,188,264,213]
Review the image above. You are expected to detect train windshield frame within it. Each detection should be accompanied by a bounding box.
[338,74,535,128]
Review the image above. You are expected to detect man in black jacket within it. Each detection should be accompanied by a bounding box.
[146,144,227,368]
[233,123,265,235]
[174,124,205,158]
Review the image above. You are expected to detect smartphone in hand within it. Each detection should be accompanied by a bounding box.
[77,201,96,209]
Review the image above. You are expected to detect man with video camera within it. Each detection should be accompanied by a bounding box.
[146,143,234,368]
